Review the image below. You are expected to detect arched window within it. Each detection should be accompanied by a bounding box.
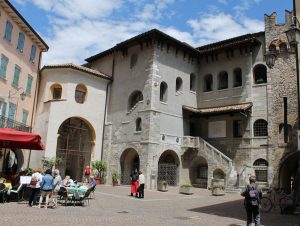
[218,71,228,90]
[233,68,242,87]
[176,77,183,93]
[203,74,213,92]
[253,64,267,84]
[190,73,196,91]
[50,83,62,100]
[279,43,287,53]
[254,119,268,136]
[128,90,143,111]
[136,117,142,131]
[253,159,268,182]
[160,82,168,102]
[75,84,87,104]
[130,54,138,68]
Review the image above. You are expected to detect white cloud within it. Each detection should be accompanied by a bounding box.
[218,0,229,5]
[187,12,264,47]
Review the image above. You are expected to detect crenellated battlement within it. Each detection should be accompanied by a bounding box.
[264,10,293,50]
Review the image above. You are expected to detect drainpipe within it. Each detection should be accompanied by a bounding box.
[100,48,115,161]
[27,50,43,168]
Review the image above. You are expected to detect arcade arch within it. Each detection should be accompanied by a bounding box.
[120,148,140,185]
[157,150,180,186]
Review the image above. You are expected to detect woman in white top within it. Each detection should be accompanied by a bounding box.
[28,167,43,207]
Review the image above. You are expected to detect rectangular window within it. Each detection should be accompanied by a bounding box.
[12,65,21,87]
[233,120,243,137]
[1,102,6,116]
[29,45,36,63]
[22,110,28,125]
[0,54,8,79]
[17,32,25,52]
[26,75,33,94]
[4,20,13,42]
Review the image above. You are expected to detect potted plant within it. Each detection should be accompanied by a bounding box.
[212,184,225,196]
[179,183,193,195]
[157,180,168,192]
[112,171,120,186]
[91,160,107,184]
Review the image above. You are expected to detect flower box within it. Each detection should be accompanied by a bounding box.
[179,185,193,195]
[157,181,168,192]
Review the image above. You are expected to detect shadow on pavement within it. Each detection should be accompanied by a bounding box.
[188,199,299,226]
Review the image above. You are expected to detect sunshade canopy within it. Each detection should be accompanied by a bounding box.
[0,128,44,150]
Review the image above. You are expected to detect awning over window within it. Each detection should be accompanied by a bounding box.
[183,102,252,116]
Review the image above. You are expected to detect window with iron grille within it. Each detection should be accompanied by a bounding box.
[254,119,268,136]
[253,159,268,182]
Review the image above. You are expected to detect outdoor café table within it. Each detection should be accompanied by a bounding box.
[66,186,88,197]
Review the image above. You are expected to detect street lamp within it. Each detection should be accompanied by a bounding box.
[8,87,26,101]
[265,50,277,69]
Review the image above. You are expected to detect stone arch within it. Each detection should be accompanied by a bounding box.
[56,117,95,181]
[157,150,180,186]
[213,168,225,179]
[189,156,208,188]
[120,148,140,185]
[279,151,299,193]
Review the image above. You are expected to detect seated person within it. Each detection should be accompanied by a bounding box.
[62,176,75,187]
[89,176,96,188]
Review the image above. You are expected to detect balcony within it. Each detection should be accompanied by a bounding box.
[0,116,31,132]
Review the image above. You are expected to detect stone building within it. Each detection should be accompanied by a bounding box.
[0,0,48,174]
[83,10,297,190]
[32,9,297,192]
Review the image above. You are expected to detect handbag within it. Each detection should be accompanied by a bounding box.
[30,176,37,186]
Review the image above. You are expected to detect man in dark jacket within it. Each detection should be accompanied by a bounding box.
[241,175,262,226]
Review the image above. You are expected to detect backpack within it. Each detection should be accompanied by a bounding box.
[30,175,38,186]
[248,186,259,206]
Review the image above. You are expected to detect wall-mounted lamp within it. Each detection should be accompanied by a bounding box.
[265,50,277,69]
[285,16,300,46]
[8,87,26,101]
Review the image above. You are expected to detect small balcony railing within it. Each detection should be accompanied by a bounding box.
[0,116,31,132]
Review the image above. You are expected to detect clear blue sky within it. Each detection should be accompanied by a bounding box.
[10,0,292,65]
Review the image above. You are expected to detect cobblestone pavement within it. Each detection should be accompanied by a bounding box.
[0,185,299,226]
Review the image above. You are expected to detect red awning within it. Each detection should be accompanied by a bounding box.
[0,128,44,150]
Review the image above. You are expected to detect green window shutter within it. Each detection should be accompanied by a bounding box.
[12,65,21,87]
[8,103,16,120]
[26,75,33,94]
[29,45,36,62]
[1,102,7,116]
[4,20,13,42]
[22,110,28,125]
[0,55,8,79]
[17,32,25,52]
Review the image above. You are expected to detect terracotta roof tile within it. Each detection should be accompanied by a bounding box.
[41,63,112,80]
[183,102,252,115]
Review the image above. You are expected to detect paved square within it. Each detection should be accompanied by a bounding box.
[0,186,298,226]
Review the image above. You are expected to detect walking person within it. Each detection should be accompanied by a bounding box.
[84,165,91,183]
[38,169,53,209]
[241,175,262,226]
[28,167,43,207]
[138,170,145,199]
[130,169,139,197]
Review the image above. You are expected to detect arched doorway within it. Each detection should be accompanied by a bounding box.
[279,151,299,193]
[189,156,208,188]
[56,117,95,182]
[120,148,140,185]
[158,150,179,186]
